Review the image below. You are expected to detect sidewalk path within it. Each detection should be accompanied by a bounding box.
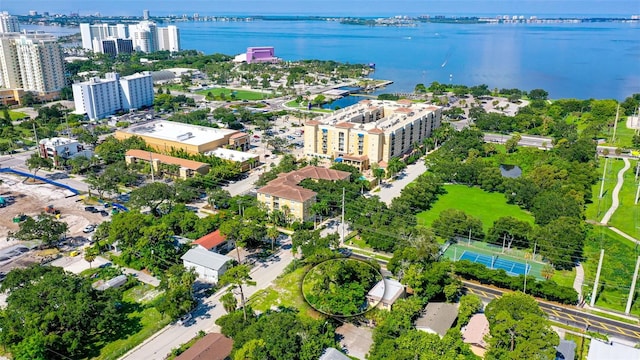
[601,158,630,225]
[609,227,640,245]
[573,262,585,301]
[120,247,293,360]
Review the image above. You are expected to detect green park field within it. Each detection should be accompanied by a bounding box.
[609,159,640,237]
[416,184,535,232]
[583,226,640,316]
[196,87,272,100]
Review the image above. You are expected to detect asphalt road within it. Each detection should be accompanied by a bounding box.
[463,281,640,343]
[376,159,427,205]
[121,244,294,360]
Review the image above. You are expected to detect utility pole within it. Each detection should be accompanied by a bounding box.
[532,240,537,261]
[590,249,605,307]
[149,151,155,182]
[599,157,609,199]
[625,254,640,314]
[523,260,528,294]
[611,104,620,144]
[468,228,471,245]
[502,233,506,254]
[341,187,345,244]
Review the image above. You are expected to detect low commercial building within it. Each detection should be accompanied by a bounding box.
[205,148,259,172]
[115,120,249,155]
[304,99,441,170]
[319,348,351,360]
[257,166,351,222]
[181,247,234,284]
[124,149,210,179]
[366,278,405,311]
[415,302,459,337]
[246,46,278,64]
[39,137,92,166]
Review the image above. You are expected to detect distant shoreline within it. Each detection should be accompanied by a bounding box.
[17,14,640,28]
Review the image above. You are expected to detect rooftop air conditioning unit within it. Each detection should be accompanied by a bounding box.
[176,132,193,141]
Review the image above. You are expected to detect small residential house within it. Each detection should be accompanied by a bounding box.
[415,302,459,337]
[319,347,351,360]
[181,247,234,283]
[366,278,405,311]
[94,274,128,291]
[175,333,233,360]
[193,229,231,254]
[461,313,490,357]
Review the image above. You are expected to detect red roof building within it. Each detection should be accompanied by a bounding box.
[193,229,229,252]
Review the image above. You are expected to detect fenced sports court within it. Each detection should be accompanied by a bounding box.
[458,251,531,276]
[442,240,545,279]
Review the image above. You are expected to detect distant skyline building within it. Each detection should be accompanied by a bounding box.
[0,12,20,33]
[246,46,278,64]
[143,9,150,20]
[0,32,66,100]
[72,71,154,120]
[80,21,179,54]
[100,37,133,56]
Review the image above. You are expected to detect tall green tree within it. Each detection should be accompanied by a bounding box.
[486,217,532,250]
[25,153,53,176]
[9,213,68,247]
[219,264,256,321]
[484,292,559,360]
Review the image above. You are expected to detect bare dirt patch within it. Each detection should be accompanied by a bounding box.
[0,173,104,248]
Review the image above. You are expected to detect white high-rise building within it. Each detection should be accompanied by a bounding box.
[80,23,129,51]
[81,21,178,54]
[129,21,158,53]
[157,26,180,52]
[0,12,20,33]
[0,33,65,96]
[72,72,154,120]
[143,10,150,20]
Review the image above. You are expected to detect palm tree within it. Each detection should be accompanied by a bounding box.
[267,226,279,251]
[541,264,555,280]
[84,247,98,268]
[220,291,238,313]
[386,157,405,179]
[219,265,256,321]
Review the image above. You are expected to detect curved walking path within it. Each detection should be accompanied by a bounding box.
[601,158,630,225]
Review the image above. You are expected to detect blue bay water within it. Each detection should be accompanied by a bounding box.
[24,21,640,99]
[178,20,640,100]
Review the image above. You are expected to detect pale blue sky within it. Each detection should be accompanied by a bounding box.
[5,0,640,17]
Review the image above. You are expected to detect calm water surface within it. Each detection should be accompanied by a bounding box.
[178,20,640,99]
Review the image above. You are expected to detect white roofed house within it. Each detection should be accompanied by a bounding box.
[181,247,234,284]
[366,278,405,311]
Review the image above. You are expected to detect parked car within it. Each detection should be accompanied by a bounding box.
[83,224,96,233]
[177,313,192,325]
[84,206,98,213]
[99,210,109,217]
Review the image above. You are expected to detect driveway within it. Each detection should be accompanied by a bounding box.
[120,246,294,360]
[376,159,427,205]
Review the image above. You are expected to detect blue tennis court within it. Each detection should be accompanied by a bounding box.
[458,250,530,276]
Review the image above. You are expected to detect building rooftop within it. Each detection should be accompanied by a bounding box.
[193,230,227,251]
[120,120,239,146]
[39,137,77,147]
[415,302,459,337]
[205,148,259,162]
[125,149,209,171]
[181,247,234,271]
[556,340,576,360]
[319,347,351,360]
[587,340,640,360]
[121,71,152,81]
[461,313,489,348]
[367,278,404,304]
[174,333,233,360]
[308,99,440,134]
[257,166,351,202]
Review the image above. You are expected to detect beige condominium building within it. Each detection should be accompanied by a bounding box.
[303,99,441,170]
[115,120,250,155]
[257,166,351,222]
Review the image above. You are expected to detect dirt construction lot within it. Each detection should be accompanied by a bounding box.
[0,173,104,247]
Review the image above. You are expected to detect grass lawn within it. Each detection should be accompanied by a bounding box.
[551,268,577,289]
[583,226,640,316]
[94,285,170,360]
[609,159,639,237]
[8,110,28,120]
[416,184,534,232]
[585,158,625,222]
[195,87,272,100]
[248,266,321,319]
[564,333,590,360]
[285,100,334,113]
